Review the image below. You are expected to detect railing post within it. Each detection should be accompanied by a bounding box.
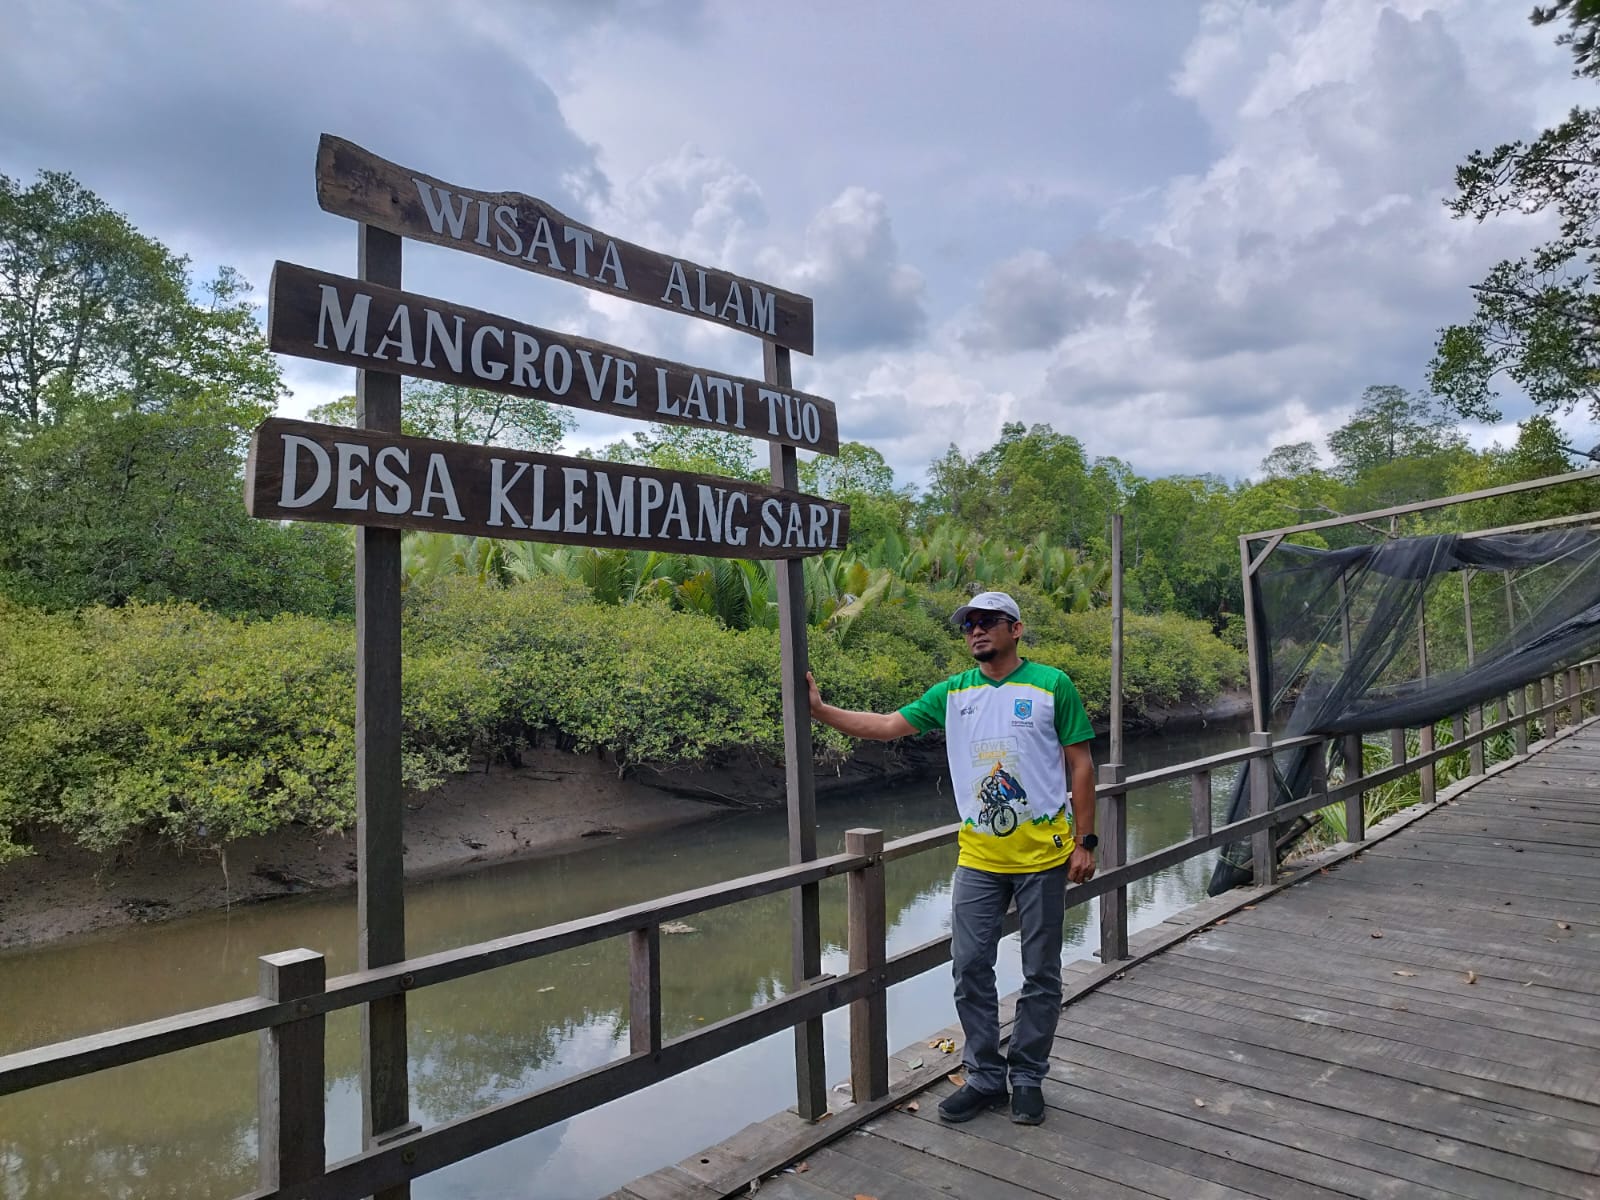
[1543,674,1557,733]
[1463,574,1484,776]
[1568,666,1582,726]
[1097,764,1128,961]
[1249,732,1275,886]
[258,949,326,1191]
[1189,770,1211,839]
[629,925,662,1056]
[846,829,888,1104]
[1342,733,1365,842]
[1416,605,1435,805]
[1510,683,1529,757]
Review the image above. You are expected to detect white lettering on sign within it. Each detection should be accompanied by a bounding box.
[658,261,775,335]
[315,286,370,356]
[413,177,634,295]
[277,266,834,452]
[374,447,411,514]
[257,422,846,553]
[472,462,833,549]
[413,453,464,521]
[280,435,332,507]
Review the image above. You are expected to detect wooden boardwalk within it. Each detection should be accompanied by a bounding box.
[620,728,1600,1200]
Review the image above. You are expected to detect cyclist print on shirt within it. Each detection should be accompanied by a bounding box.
[976,760,1027,836]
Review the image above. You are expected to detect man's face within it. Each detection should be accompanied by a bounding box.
[961,610,1020,663]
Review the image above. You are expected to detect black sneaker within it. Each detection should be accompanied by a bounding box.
[937,1083,1008,1123]
[1011,1085,1045,1125]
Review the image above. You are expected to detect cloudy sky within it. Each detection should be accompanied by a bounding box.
[3,0,1591,489]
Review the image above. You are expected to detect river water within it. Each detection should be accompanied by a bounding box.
[0,722,1248,1200]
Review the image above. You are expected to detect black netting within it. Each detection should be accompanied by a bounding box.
[1209,529,1600,894]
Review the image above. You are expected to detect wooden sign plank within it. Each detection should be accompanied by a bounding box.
[268,262,839,456]
[316,134,816,355]
[245,419,850,559]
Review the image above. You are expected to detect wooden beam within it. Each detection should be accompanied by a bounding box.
[846,829,888,1104]
[245,418,850,559]
[629,926,662,1056]
[354,225,413,1189]
[316,134,815,354]
[1097,763,1128,961]
[266,261,838,454]
[766,342,826,1122]
[257,949,326,1191]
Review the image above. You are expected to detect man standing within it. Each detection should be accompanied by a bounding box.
[806,591,1097,1126]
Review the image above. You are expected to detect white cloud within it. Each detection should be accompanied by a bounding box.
[4,0,1593,484]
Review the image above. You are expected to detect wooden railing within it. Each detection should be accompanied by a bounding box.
[2,664,1596,1199]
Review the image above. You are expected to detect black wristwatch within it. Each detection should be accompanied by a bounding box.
[1078,833,1099,852]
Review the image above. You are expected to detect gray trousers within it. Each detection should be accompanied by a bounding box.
[950,863,1068,1092]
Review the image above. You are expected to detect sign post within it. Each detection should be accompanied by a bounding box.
[353,225,416,1196]
[253,135,844,1150]
[765,342,826,1120]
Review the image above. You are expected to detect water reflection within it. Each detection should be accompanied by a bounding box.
[0,722,1244,1200]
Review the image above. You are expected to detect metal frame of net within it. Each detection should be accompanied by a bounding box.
[1210,471,1600,894]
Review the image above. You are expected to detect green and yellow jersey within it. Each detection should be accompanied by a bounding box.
[899,659,1094,873]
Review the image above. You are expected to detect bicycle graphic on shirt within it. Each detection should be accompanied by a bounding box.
[976,761,1026,837]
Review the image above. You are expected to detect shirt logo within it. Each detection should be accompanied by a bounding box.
[1013,699,1033,720]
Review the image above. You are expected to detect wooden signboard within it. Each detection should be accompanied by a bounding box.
[246,418,850,558]
[269,261,838,455]
[317,135,815,355]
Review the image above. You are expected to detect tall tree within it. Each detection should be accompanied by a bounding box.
[0,172,348,616]
[1430,108,1600,421]
[593,424,761,480]
[309,379,573,450]
[1328,386,1464,478]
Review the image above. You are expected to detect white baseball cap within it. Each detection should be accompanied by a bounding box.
[951,591,1022,626]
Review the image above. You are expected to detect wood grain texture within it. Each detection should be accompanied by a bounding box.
[245,418,849,559]
[267,261,838,454]
[627,719,1600,1200]
[316,134,815,354]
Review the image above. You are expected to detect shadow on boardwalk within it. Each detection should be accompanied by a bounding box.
[617,727,1600,1200]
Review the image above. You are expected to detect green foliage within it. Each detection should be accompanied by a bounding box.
[0,170,348,618]
[0,601,356,863]
[1430,107,1600,421]
[1029,609,1244,720]
[592,424,762,480]
[309,380,573,450]
[1532,1,1600,78]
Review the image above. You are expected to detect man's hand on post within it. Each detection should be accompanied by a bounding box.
[1067,844,1096,885]
[805,670,823,718]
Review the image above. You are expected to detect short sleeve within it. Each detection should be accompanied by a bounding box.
[898,679,950,733]
[1053,673,1094,745]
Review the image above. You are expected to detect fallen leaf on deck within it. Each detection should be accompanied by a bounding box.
[1464,970,1478,985]
[796,1161,809,1173]
[948,1073,965,1087]
[904,1101,919,1112]
[1371,931,1384,939]
[1393,970,1416,977]
[854,1194,879,1200]
[1194,1098,1207,1108]
[906,1057,924,1069]
[1242,905,1256,910]
[1557,922,1571,930]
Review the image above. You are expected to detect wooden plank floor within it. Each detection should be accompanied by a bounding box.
[737,730,1600,1200]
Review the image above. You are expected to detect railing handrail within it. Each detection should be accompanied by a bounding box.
[4,662,1596,1199]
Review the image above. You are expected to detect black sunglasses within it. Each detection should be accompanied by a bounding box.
[960,612,1013,634]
